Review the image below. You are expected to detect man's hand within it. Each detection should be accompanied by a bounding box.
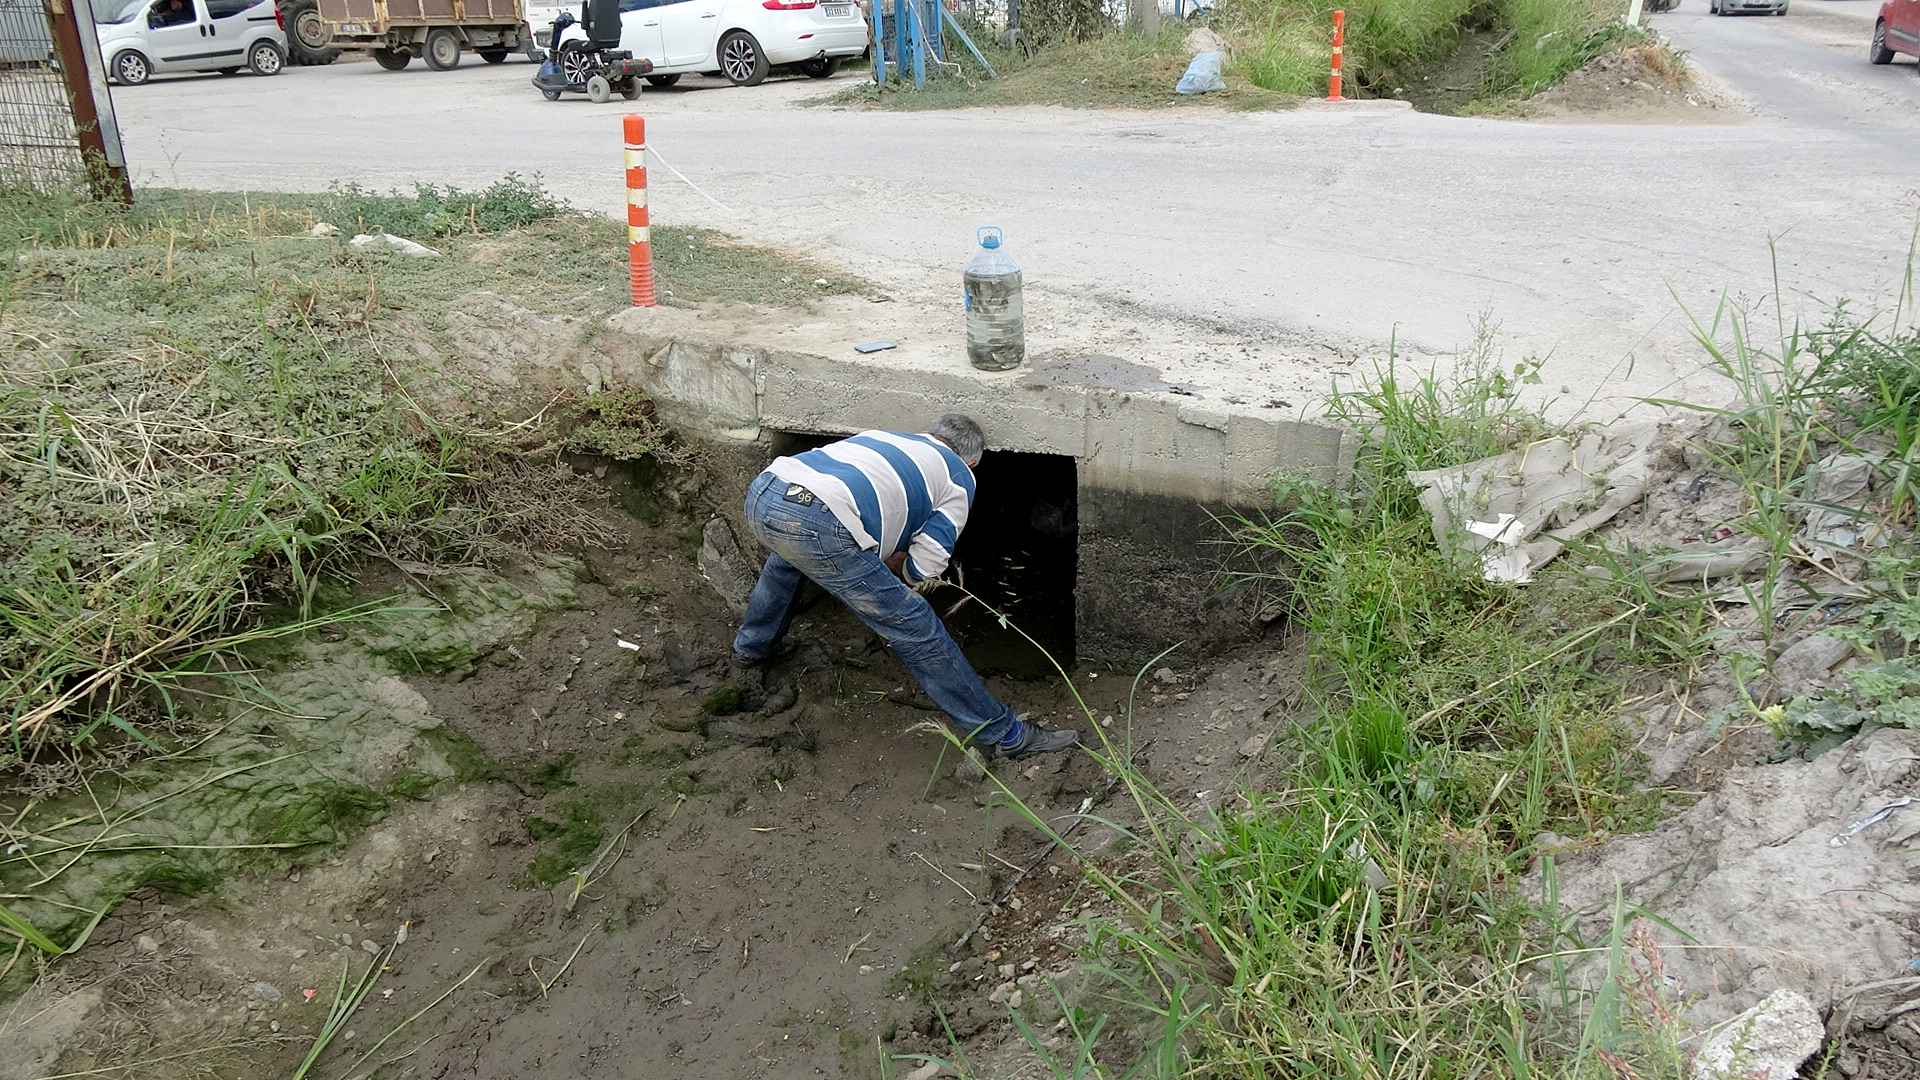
[884,552,910,580]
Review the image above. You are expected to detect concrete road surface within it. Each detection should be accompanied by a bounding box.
[103,11,1920,418]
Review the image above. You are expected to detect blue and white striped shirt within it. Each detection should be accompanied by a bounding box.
[766,431,976,583]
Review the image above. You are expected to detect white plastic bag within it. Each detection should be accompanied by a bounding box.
[1176,50,1225,95]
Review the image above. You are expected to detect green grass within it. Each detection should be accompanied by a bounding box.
[825,0,1644,111]
[823,28,1299,110]
[0,183,868,765]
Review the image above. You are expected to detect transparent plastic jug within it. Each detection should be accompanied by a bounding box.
[963,226,1024,372]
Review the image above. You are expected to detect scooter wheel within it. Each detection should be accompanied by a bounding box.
[542,88,562,100]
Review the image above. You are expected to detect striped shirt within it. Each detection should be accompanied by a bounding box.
[766,431,975,582]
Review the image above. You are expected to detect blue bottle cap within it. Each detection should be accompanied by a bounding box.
[977,226,1003,249]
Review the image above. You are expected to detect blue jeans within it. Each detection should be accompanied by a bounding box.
[731,472,1018,746]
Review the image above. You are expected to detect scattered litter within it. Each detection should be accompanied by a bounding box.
[1408,425,1659,584]
[812,278,829,287]
[1831,797,1913,847]
[307,222,340,237]
[1799,452,1882,559]
[617,638,641,651]
[347,232,442,259]
[854,341,897,354]
[1176,50,1226,95]
[303,989,317,1001]
[3,842,23,855]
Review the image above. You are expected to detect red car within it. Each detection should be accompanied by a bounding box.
[1872,0,1919,63]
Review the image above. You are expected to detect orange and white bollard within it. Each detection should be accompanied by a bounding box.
[1327,9,1346,102]
[623,114,657,307]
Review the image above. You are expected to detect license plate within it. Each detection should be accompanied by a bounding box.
[824,4,851,14]
[338,20,366,31]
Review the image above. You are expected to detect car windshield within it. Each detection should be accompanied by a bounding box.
[99,0,154,22]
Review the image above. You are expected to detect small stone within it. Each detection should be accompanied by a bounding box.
[360,939,380,955]
[988,981,1016,1003]
[1007,989,1024,1009]
[858,965,875,975]
[948,962,962,973]
[1239,734,1268,759]
[269,1021,280,1033]
[1007,897,1023,911]
[1693,989,1823,1080]
[998,964,1015,978]
[338,933,353,946]
[1153,667,1176,684]
[904,1063,942,1080]
[135,934,160,954]
[1021,958,1038,971]
[246,982,282,1003]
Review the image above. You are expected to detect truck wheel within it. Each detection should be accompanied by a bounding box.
[278,0,340,65]
[424,28,462,69]
[586,73,612,102]
[248,39,285,74]
[480,48,509,63]
[111,49,151,85]
[372,46,411,69]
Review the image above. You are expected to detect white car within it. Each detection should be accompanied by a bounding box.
[533,0,866,86]
[97,0,287,84]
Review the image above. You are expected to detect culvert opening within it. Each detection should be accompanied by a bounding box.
[763,433,1077,679]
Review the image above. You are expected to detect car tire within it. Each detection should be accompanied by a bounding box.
[480,48,509,63]
[586,73,612,102]
[372,46,411,69]
[217,66,241,75]
[111,49,151,85]
[248,39,285,75]
[557,42,595,85]
[645,72,680,86]
[718,30,769,86]
[424,28,463,69]
[278,0,340,65]
[798,56,840,78]
[1870,20,1895,62]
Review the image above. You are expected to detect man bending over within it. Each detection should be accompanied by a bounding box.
[731,414,1077,759]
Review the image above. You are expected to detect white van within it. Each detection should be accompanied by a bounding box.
[96,0,288,84]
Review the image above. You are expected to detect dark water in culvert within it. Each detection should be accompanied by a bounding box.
[944,452,1077,679]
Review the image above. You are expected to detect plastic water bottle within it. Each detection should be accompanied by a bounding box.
[964,227,1024,371]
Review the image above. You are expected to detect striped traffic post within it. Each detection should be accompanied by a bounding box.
[623,114,657,307]
[1328,9,1346,102]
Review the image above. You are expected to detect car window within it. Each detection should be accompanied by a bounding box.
[101,0,149,22]
[617,0,666,10]
[204,0,251,16]
[147,0,199,26]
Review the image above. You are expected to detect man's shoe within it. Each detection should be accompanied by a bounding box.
[730,638,798,668]
[991,722,1079,760]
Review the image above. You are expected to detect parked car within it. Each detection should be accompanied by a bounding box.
[1709,0,1786,14]
[97,0,287,84]
[528,0,864,85]
[1871,0,1918,63]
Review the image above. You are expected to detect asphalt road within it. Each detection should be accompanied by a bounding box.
[102,9,1920,414]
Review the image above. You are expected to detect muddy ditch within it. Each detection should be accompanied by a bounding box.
[0,441,1301,1079]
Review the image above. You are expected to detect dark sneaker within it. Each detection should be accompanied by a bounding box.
[991,722,1079,760]
[730,638,798,668]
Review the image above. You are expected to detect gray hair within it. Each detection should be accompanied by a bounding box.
[929,414,986,463]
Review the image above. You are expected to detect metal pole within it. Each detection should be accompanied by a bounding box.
[44,0,131,203]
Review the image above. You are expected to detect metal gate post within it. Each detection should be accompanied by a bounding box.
[43,0,131,203]
[871,0,885,81]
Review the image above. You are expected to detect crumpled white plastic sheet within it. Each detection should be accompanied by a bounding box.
[1406,425,1660,583]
